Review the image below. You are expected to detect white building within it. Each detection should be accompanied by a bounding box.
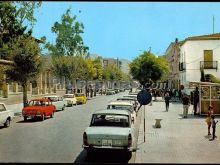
[180,33,220,91]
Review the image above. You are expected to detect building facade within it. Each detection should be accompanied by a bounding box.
[179,33,220,91]
[165,38,181,90]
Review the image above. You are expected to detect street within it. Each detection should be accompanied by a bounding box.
[0,91,140,163]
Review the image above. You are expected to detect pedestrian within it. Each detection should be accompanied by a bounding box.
[164,92,170,111]
[210,115,218,140]
[193,86,199,115]
[181,92,190,118]
[205,105,213,136]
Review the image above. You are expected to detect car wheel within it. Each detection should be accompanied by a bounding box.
[4,118,10,127]
[50,111,54,118]
[24,116,27,121]
[86,149,93,161]
[41,113,45,121]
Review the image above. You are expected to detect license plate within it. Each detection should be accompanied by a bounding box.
[102,139,112,146]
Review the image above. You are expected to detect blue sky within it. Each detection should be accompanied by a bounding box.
[32,2,220,61]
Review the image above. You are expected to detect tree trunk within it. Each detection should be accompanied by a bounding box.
[94,79,96,97]
[22,82,28,108]
[85,80,88,97]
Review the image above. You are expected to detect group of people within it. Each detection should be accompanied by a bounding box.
[163,87,199,117]
[163,86,218,140]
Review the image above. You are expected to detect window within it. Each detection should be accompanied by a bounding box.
[0,104,6,112]
[204,50,213,68]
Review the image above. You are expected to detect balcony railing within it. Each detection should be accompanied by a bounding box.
[179,62,186,71]
[200,61,218,70]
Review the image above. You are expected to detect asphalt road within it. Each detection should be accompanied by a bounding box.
[0,91,141,163]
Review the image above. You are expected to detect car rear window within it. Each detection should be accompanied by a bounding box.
[90,114,130,127]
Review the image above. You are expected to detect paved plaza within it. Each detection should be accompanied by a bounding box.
[135,98,220,163]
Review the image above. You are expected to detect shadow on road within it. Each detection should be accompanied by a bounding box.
[73,149,131,163]
[16,117,50,123]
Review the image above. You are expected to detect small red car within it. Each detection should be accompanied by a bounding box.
[22,98,56,121]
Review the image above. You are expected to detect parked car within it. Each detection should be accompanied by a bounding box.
[106,89,115,95]
[82,109,135,159]
[22,98,56,121]
[0,103,14,128]
[63,94,77,106]
[75,93,87,104]
[107,101,136,123]
[123,95,137,100]
[43,95,66,111]
[116,97,139,111]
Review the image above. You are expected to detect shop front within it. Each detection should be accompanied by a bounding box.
[189,81,220,115]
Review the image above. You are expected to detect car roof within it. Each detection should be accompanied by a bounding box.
[44,95,60,98]
[123,95,137,97]
[117,97,134,100]
[108,101,133,106]
[93,109,130,115]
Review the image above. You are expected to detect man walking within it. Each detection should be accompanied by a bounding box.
[181,92,190,118]
[164,91,170,111]
[193,87,199,115]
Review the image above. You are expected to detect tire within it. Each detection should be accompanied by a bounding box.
[24,116,27,121]
[86,149,93,161]
[41,113,45,121]
[50,111,54,118]
[4,118,10,127]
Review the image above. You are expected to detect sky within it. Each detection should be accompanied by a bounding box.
[32,2,220,61]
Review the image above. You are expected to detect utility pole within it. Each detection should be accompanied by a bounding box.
[213,15,215,34]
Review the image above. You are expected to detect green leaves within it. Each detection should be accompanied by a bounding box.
[6,36,42,84]
[47,8,88,57]
[129,51,168,85]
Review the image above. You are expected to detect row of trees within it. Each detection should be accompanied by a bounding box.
[45,8,131,96]
[0,3,131,106]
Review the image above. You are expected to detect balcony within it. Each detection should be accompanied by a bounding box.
[179,62,186,71]
[200,61,218,70]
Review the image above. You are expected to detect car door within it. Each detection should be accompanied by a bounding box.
[0,104,7,124]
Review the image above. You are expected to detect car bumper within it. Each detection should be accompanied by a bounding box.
[82,144,133,152]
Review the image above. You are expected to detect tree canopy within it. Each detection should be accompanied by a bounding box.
[129,51,168,85]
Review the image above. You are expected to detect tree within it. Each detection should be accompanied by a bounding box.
[129,51,168,85]
[46,7,88,57]
[45,8,89,89]
[0,2,43,106]
[6,36,42,107]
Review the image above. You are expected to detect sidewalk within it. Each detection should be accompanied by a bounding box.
[135,98,220,163]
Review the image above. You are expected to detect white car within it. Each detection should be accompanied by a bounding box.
[0,103,14,128]
[63,94,77,106]
[82,110,135,159]
[107,101,136,123]
[43,95,66,111]
[116,97,139,111]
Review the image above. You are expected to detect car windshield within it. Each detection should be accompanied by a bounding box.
[90,114,130,127]
[47,97,58,102]
[107,105,132,111]
[63,95,74,98]
[29,100,48,106]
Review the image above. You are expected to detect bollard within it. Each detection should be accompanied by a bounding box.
[155,119,162,128]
